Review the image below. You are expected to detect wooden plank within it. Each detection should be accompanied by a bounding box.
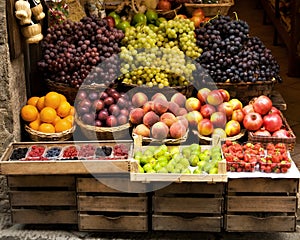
[227,178,298,193]
[77,177,148,193]
[227,196,297,212]
[1,160,130,175]
[78,196,147,212]
[154,182,224,195]
[153,196,223,214]
[6,0,23,59]
[8,175,75,188]
[79,214,148,232]
[10,191,76,206]
[12,209,77,224]
[225,214,296,232]
[270,90,287,111]
[152,215,222,232]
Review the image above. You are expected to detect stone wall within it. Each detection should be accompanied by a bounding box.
[0,0,27,217]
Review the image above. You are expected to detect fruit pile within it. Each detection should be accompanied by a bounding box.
[185,87,244,138]
[134,144,222,174]
[195,15,281,84]
[130,92,189,140]
[37,16,124,88]
[9,147,28,161]
[21,91,75,134]
[222,141,292,173]
[76,87,132,127]
[62,146,79,160]
[44,147,62,158]
[26,145,47,161]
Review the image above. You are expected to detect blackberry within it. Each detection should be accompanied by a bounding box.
[9,147,28,160]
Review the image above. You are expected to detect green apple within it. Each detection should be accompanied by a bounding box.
[108,11,121,25]
[132,13,147,26]
[145,9,158,24]
[116,20,131,32]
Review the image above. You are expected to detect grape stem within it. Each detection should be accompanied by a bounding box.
[203,12,219,26]
[233,11,239,20]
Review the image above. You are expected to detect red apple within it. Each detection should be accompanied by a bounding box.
[200,104,216,119]
[210,111,227,128]
[156,0,171,11]
[229,98,243,110]
[185,110,203,128]
[218,89,230,102]
[225,120,241,137]
[185,97,201,112]
[197,87,211,103]
[206,89,223,106]
[197,119,214,136]
[231,109,245,123]
[217,102,233,119]
[104,16,116,28]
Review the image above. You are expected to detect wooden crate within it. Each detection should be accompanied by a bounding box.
[77,175,149,232]
[152,182,225,232]
[225,178,299,232]
[7,175,77,225]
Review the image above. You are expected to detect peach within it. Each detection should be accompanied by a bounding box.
[170,92,186,108]
[151,92,167,102]
[197,87,211,103]
[160,112,177,127]
[134,124,150,137]
[143,111,160,128]
[177,107,188,116]
[229,98,243,110]
[168,102,180,116]
[185,97,201,112]
[186,110,203,128]
[153,98,169,115]
[206,90,223,106]
[177,116,189,129]
[143,101,154,113]
[197,119,214,136]
[170,121,187,139]
[129,108,145,125]
[151,122,169,140]
[132,92,148,108]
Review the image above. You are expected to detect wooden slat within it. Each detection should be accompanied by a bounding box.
[1,161,130,175]
[154,182,224,195]
[78,196,147,212]
[227,178,298,193]
[77,177,148,193]
[8,175,75,188]
[225,214,296,232]
[153,196,223,214]
[12,209,77,224]
[227,196,297,212]
[10,191,76,206]
[152,215,222,232]
[79,214,148,232]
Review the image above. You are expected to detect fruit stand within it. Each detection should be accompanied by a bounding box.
[2,0,300,234]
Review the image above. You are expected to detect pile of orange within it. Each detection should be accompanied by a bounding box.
[21,91,75,133]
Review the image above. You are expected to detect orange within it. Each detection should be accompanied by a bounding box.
[57,101,71,118]
[63,115,74,125]
[53,115,61,125]
[29,115,41,131]
[44,91,61,109]
[21,105,38,122]
[59,94,67,102]
[38,123,55,133]
[36,96,45,111]
[40,107,57,123]
[69,106,75,116]
[55,119,72,133]
[27,96,40,107]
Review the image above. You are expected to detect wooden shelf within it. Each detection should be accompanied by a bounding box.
[260,0,300,77]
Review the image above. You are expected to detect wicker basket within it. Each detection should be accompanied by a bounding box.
[193,128,246,145]
[157,3,182,19]
[120,83,194,100]
[25,125,75,142]
[45,79,79,104]
[248,112,296,152]
[201,79,277,104]
[75,115,131,140]
[132,129,189,145]
[184,0,234,17]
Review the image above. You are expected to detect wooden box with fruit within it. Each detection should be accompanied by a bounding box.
[130,143,227,183]
[77,175,149,232]
[152,181,225,232]
[225,177,299,232]
[0,141,133,175]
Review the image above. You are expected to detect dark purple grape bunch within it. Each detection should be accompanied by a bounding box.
[38,16,125,88]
